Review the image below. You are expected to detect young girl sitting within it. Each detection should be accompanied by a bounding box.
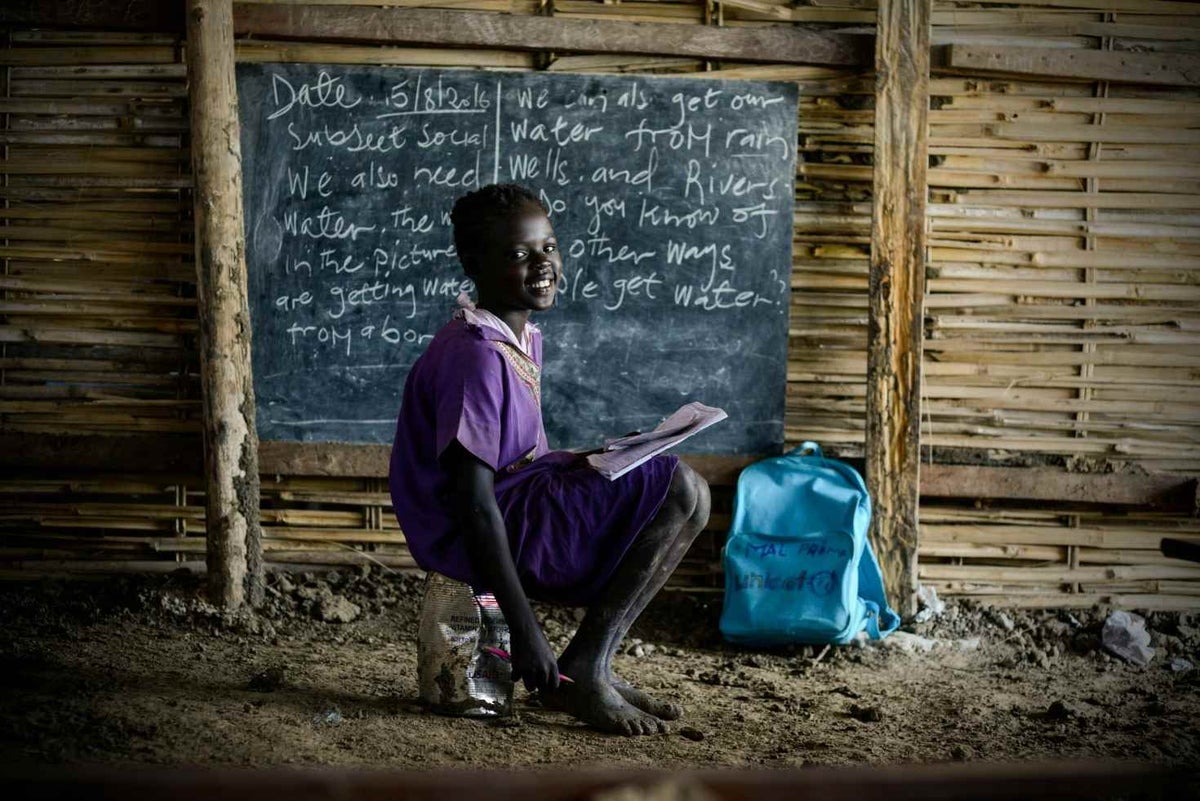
[389,183,711,736]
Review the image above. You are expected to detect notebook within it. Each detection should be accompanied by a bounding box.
[585,401,727,480]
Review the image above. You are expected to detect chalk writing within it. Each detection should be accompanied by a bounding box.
[268,71,361,121]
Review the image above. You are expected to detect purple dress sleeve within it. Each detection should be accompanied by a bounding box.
[433,340,506,471]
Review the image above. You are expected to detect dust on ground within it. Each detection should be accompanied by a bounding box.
[0,568,1197,769]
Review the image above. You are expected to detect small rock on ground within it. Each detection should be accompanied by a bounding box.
[849,704,883,723]
[247,666,286,692]
[318,595,361,624]
[950,743,974,761]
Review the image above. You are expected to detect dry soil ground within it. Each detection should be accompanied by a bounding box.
[0,569,1197,772]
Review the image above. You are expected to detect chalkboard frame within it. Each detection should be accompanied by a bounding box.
[232,62,796,460]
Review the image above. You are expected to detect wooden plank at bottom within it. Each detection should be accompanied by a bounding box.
[257,440,759,487]
[921,465,1198,512]
[3,434,1196,512]
[0,761,1178,801]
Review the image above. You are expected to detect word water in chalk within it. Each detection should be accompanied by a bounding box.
[237,65,797,451]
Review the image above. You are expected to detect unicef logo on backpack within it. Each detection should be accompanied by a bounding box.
[719,442,901,646]
[730,569,840,596]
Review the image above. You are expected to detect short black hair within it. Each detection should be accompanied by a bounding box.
[451,183,547,271]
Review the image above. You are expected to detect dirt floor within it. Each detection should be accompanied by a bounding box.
[1,568,1198,771]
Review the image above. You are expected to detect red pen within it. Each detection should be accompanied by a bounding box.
[482,645,575,684]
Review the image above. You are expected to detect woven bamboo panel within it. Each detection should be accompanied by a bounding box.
[785,0,1200,607]
[0,471,739,584]
[913,0,1200,608]
[0,3,1197,609]
[0,30,198,438]
[917,501,1200,611]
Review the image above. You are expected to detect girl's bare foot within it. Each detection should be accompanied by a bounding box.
[539,679,667,736]
[612,679,683,721]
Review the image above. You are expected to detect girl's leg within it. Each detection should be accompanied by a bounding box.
[548,462,711,735]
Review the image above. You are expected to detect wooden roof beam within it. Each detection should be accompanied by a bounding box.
[230,4,872,68]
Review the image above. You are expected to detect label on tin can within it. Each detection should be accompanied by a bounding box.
[417,572,514,717]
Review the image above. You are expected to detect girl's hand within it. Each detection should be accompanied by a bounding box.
[445,444,561,691]
[509,624,561,692]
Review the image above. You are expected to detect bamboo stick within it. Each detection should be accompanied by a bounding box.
[920,587,1200,611]
[0,47,181,67]
[0,560,207,576]
[918,542,1066,561]
[10,29,180,42]
[946,190,1200,209]
[935,0,1200,16]
[10,79,187,97]
[919,563,1200,583]
[261,551,417,568]
[10,65,188,79]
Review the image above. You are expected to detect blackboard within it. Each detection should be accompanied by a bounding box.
[237,64,797,453]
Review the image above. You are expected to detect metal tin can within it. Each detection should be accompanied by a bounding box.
[416,572,514,717]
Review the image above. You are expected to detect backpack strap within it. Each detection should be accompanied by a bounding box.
[787,441,823,458]
[857,540,902,637]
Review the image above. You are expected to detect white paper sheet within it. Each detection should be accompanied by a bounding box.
[585,401,727,481]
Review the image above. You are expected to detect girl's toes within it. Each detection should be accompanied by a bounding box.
[613,681,683,721]
[637,710,666,735]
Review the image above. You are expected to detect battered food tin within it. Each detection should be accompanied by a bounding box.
[416,572,514,716]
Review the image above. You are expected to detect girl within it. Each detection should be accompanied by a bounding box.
[390,183,711,736]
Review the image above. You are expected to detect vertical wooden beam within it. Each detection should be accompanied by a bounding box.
[186,0,262,609]
[865,0,930,619]
[1,32,10,410]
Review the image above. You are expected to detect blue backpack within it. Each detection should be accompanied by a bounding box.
[719,442,901,646]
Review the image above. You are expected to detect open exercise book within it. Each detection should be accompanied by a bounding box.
[585,401,728,481]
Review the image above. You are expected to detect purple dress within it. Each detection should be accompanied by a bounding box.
[389,317,679,605]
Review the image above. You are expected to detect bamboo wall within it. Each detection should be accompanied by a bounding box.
[1,0,1198,609]
[787,0,1200,608]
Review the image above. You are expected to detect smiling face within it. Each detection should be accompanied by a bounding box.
[465,200,562,333]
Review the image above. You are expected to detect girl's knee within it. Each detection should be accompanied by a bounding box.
[691,469,711,525]
[668,462,709,525]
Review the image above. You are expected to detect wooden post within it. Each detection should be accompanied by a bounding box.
[186,0,262,609]
[865,0,931,619]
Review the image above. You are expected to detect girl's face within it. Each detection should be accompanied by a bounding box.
[470,201,562,317]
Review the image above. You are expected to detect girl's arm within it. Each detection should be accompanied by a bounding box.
[445,442,560,692]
